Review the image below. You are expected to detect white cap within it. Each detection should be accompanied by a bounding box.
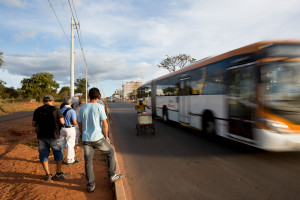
[74,93,83,97]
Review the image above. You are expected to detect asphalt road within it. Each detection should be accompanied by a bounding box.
[0,111,34,122]
[108,101,300,200]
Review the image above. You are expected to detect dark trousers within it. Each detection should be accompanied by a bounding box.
[83,138,116,187]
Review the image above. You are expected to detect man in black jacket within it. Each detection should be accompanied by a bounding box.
[32,94,70,181]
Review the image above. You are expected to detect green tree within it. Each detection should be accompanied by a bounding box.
[0,52,3,67]
[75,78,89,94]
[158,54,197,73]
[59,86,70,96]
[0,52,4,99]
[0,80,6,99]
[4,87,18,99]
[21,72,59,101]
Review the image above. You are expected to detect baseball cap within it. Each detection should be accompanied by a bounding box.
[43,94,54,102]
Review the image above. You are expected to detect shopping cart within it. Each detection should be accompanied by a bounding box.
[136,113,155,135]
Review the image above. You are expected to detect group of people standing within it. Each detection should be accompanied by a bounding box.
[32,87,122,193]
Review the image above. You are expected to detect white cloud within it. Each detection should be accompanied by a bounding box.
[1,0,300,95]
[0,0,25,8]
[2,47,160,86]
[14,29,38,41]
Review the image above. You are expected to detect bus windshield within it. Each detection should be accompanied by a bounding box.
[260,61,300,113]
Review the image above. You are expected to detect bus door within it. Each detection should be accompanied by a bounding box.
[227,63,257,140]
[179,78,190,123]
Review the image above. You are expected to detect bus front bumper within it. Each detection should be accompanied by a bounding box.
[255,129,300,152]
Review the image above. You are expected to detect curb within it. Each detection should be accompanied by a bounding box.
[106,106,127,200]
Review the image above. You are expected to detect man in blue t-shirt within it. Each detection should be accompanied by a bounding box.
[78,88,122,193]
[60,96,79,165]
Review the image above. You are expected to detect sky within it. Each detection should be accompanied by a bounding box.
[1,0,300,97]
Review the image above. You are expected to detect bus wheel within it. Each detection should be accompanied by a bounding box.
[163,108,169,122]
[203,115,215,136]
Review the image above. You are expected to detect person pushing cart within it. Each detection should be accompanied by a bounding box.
[135,99,154,135]
[135,99,150,114]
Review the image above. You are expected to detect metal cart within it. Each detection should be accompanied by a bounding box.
[136,113,155,135]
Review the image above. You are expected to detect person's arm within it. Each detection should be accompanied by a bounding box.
[32,109,38,127]
[57,108,65,125]
[71,110,78,125]
[78,96,82,106]
[78,122,82,133]
[135,105,138,110]
[102,119,110,142]
[60,117,65,125]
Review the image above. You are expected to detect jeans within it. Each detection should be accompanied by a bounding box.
[38,138,64,162]
[83,138,116,188]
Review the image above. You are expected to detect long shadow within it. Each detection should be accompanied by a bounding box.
[0,171,85,192]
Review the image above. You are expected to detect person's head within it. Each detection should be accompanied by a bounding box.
[89,87,101,100]
[43,94,54,105]
[139,99,143,105]
[64,96,72,105]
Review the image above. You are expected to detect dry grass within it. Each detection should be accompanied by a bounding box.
[0,102,62,115]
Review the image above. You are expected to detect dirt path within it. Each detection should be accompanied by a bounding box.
[0,115,114,200]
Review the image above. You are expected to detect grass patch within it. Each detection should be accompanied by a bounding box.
[7,139,18,143]
[24,139,39,149]
[0,102,62,115]
[0,102,42,114]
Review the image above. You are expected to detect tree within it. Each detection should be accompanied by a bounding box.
[157,54,197,73]
[59,86,70,96]
[21,72,59,101]
[0,52,3,67]
[57,86,70,100]
[2,87,19,99]
[128,89,138,100]
[0,80,6,99]
[0,52,4,99]
[75,78,89,94]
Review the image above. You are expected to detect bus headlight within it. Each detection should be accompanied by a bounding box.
[260,117,290,134]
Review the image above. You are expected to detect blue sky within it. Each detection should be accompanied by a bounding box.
[1,0,300,97]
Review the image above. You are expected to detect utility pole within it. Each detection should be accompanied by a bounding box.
[70,17,75,97]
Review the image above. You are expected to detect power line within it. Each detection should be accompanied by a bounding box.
[67,0,76,23]
[48,0,70,44]
[66,0,99,85]
[71,0,80,24]
[59,0,70,23]
[48,0,87,87]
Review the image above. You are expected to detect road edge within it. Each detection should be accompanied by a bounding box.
[106,106,127,200]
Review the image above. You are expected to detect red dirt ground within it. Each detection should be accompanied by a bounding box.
[0,115,114,200]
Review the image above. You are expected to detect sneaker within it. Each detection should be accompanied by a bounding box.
[110,174,123,183]
[44,174,52,181]
[53,172,70,181]
[87,185,95,193]
[67,160,79,165]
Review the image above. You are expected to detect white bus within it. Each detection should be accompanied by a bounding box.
[137,40,300,151]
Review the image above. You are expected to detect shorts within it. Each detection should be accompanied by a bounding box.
[38,138,64,162]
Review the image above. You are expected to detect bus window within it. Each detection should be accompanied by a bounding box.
[138,84,151,98]
[187,67,203,95]
[202,62,226,95]
[157,76,179,96]
[228,64,257,139]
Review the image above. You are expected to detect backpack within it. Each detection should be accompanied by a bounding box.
[59,107,73,129]
[36,105,59,138]
[63,107,72,117]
